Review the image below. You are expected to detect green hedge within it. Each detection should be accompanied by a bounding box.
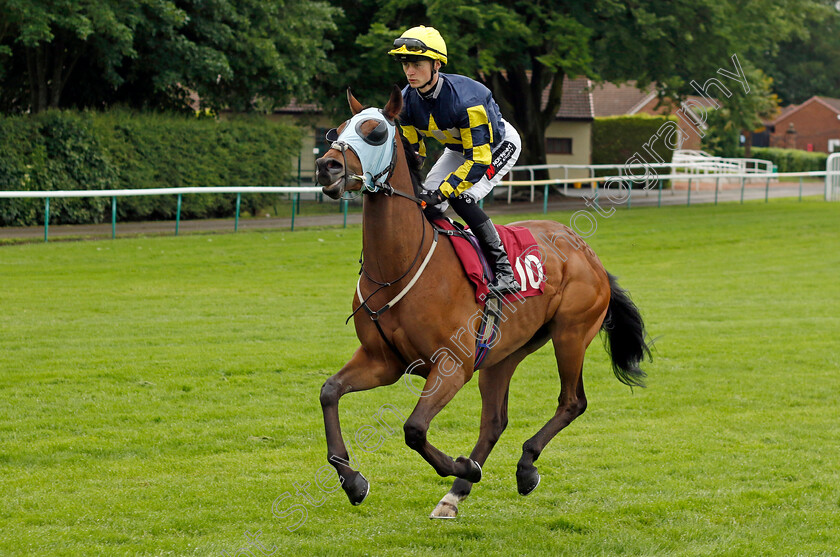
[0,110,301,226]
[592,115,678,169]
[745,147,827,174]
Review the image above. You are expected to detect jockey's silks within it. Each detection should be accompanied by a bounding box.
[399,74,507,198]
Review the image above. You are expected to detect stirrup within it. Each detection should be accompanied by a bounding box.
[491,272,520,295]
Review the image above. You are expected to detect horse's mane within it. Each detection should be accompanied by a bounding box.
[396,124,423,196]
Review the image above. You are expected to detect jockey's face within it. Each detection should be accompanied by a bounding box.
[401,60,440,92]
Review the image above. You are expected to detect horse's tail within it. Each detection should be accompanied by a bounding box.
[601,272,651,388]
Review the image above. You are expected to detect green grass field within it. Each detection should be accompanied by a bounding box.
[1,199,838,556]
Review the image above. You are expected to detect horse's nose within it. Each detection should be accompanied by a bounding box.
[316,156,344,176]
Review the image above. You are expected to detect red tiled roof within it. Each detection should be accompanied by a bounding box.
[816,96,840,113]
[274,99,321,113]
[552,77,594,120]
[590,81,655,117]
[772,95,840,124]
[278,74,598,119]
[775,103,799,121]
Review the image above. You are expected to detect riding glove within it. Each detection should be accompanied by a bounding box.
[419,188,445,207]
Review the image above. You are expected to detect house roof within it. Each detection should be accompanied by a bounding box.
[590,81,656,117]
[276,75,598,120]
[550,77,594,120]
[817,96,840,113]
[274,99,321,114]
[772,95,840,124]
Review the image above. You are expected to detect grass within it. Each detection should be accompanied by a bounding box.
[1,199,838,556]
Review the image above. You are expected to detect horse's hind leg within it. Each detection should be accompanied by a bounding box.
[429,352,523,518]
[516,330,589,496]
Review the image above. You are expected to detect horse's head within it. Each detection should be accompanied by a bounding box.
[316,86,403,200]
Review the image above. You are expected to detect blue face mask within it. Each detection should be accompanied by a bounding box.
[326,108,396,192]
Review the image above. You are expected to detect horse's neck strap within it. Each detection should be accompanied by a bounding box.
[355,229,439,320]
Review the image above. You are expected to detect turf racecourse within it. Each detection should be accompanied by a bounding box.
[1,199,838,556]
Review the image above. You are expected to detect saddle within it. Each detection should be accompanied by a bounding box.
[430,218,545,305]
[431,217,546,370]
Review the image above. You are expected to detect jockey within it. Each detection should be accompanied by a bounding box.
[389,25,522,294]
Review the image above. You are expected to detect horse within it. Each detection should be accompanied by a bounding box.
[315,85,651,518]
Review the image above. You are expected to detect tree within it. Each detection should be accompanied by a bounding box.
[0,0,137,113]
[701,65,780,158]
[0,0,339,113]
[317,0,812,169]
[756,1,840,104]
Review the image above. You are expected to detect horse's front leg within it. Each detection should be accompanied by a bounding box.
[320,347,401,505]
[403,365,482,483]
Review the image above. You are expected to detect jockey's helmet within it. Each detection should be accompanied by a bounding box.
[388,26,448,65]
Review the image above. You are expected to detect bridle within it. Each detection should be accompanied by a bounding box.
[327,107,424,204]
[328,109,440,363]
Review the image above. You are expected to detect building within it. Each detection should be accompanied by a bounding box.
[590,81,704,151]
[278,77,599,185]
[768,96,840,153]
[541,77,594,177]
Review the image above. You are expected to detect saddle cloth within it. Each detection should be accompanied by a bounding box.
[432,218,545,305]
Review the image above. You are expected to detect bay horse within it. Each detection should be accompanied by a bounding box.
[315,86,651,518]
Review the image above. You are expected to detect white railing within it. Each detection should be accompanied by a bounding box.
[827,153,840,201]
[672,149,775,175]
[500,153,776,203]
[1,166,836,242]
[0,186,324,241]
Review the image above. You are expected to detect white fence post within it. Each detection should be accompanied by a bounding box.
[826,153,840,201]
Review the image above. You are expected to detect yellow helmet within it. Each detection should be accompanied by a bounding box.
[388,26,448,65]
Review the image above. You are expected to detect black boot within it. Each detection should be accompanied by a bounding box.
[473,220,521,294]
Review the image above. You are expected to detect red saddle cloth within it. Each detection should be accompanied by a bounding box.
[433,219,546,305]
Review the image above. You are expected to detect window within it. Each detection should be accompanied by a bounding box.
[546,137,572,155]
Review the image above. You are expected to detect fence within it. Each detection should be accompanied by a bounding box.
[1,166,838,243]
[827,153,840,201]
[502,150,775,202]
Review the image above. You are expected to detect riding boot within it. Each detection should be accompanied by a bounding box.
[472,220,521,294]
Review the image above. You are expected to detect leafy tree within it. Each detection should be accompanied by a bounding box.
[317,0,812,169]
[757,1,840,104]
[0,0,137,113]
[702,66,780,158]
[0,0,338,113]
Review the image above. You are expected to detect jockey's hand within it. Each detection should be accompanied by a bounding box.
[419,189,445,207]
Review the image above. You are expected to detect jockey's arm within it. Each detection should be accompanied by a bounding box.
[438,104,493,199]
[400,124,426,165]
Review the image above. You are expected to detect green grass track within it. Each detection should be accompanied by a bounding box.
[1,199,838,556]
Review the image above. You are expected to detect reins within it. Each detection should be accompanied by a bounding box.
[338,122,437,366]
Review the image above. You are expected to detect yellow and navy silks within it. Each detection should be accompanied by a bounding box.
[399,73,506,198]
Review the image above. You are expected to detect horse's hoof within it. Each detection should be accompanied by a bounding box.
[517,467,540,496]
[430,493,460,519]
[344,472,369,506]
[430,501,459,519]
[456,456,482,483]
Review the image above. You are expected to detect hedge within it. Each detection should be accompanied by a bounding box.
[592,115,678,169]
[744,147,827,174]
[0,110,301,226]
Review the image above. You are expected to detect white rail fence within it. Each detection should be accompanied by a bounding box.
[500,150,776,203]
[0,166,837,242]
[827,153,840,202]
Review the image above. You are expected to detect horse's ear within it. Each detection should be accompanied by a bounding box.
[347,88,363,115]
[383,84,403,122]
